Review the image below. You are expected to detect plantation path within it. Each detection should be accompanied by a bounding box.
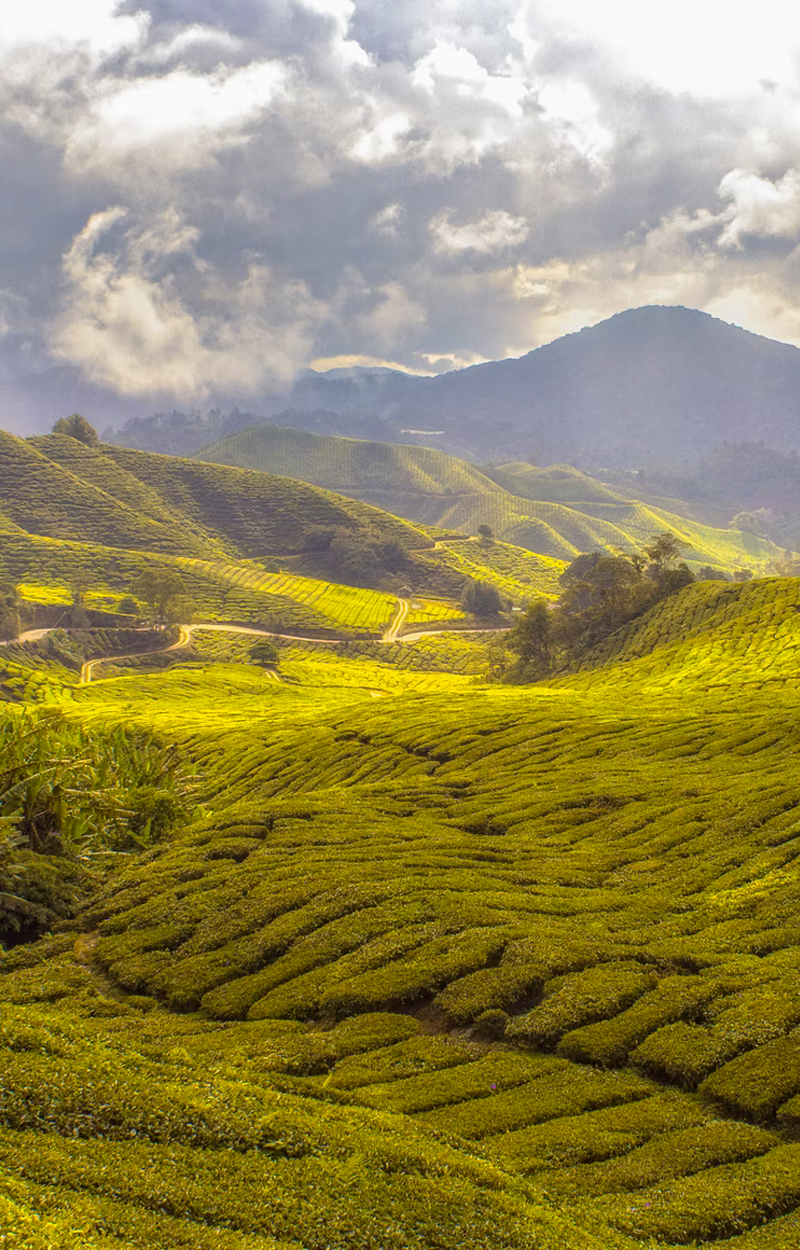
[382,597,410,642]
[400,625,512,643]
[31,604,511,684]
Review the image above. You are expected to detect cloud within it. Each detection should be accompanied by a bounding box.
[718,169,800,248]
[6,0,800,419]
[0,0,148,57]
[52,207,323,396]
[431,209,529,255]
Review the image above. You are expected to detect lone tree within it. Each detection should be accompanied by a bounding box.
[461,577,502,616]
[507,599,551,678]
[477,524,494,543]
[0,581,20,642]
[643,531,693,597]
[249,639,279,668]
[131,569,187,626]
[68,579,90,629]
[52,414,99,446]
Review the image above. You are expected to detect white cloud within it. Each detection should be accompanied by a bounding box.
[412,39,528,116]
[87,61,287,148]
[51,208,323,397]
[534,0,800,97]
[431,209,530,255]
[351,112,412,163]
[0,1,148,56]
[141,24,243,66]
[718,169,800,248]
[537,80,613,162]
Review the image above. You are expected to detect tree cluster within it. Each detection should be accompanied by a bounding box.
[505,532,695,681]
[306,525,411,587]
[52,414,99,446]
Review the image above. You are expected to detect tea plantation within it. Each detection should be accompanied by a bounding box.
[5,423,800,1248]
[194,425,782,574]
[4,567,800,1247]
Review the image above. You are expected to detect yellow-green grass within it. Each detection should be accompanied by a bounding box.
[0,995,631,1250]
[570,575,800,695]
[2,533,438,637]
[181,558,402,633]
[425,540,564,602]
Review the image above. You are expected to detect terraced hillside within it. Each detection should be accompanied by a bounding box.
[5,576,800,1246]
[23,433,431,560]
[0,429,482,638]
[195,426,783,573]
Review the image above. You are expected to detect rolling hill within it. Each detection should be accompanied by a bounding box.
[195,424,785,574]
[1,427,568,641]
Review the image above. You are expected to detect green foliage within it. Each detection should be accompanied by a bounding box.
[0,711,194,941]
[460,577,503,616]
[249,639,279,668]
[51,415,99,446]
[131,570,187,625]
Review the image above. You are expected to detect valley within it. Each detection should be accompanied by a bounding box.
[3,424,800,1249]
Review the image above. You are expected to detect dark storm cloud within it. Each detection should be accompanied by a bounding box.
[3,0,800,410]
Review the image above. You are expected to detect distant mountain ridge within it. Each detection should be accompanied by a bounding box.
[9,306,800,468]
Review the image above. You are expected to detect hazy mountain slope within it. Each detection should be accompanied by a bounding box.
[287,305,800,464]
[195,425,784,573]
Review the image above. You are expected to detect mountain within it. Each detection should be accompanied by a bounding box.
[107,305,800,467]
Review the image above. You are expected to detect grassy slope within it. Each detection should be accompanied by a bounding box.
[194,426,784,572]
[0,431,217,558]
[6,579,800,1244]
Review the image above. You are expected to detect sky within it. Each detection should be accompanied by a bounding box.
[4,0,800,407]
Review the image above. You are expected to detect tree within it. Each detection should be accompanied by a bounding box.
[644,531,688,578]
[507,600,551,678]
[117,595,140,617]
[461,578,502,616]
[0,581,20,642]
[68,579,90,630]
[250,639,279,668]
[477,524,494,543]
[52,414,99,446]
[131,570,187,626]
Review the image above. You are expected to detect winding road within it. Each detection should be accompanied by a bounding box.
[9,604,511,685]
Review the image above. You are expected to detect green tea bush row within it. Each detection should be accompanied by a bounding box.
[507,962,658,1049]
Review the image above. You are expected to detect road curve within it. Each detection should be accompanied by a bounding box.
[382,598,410,643]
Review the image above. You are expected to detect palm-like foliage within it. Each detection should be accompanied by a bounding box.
[0,709,196,938]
